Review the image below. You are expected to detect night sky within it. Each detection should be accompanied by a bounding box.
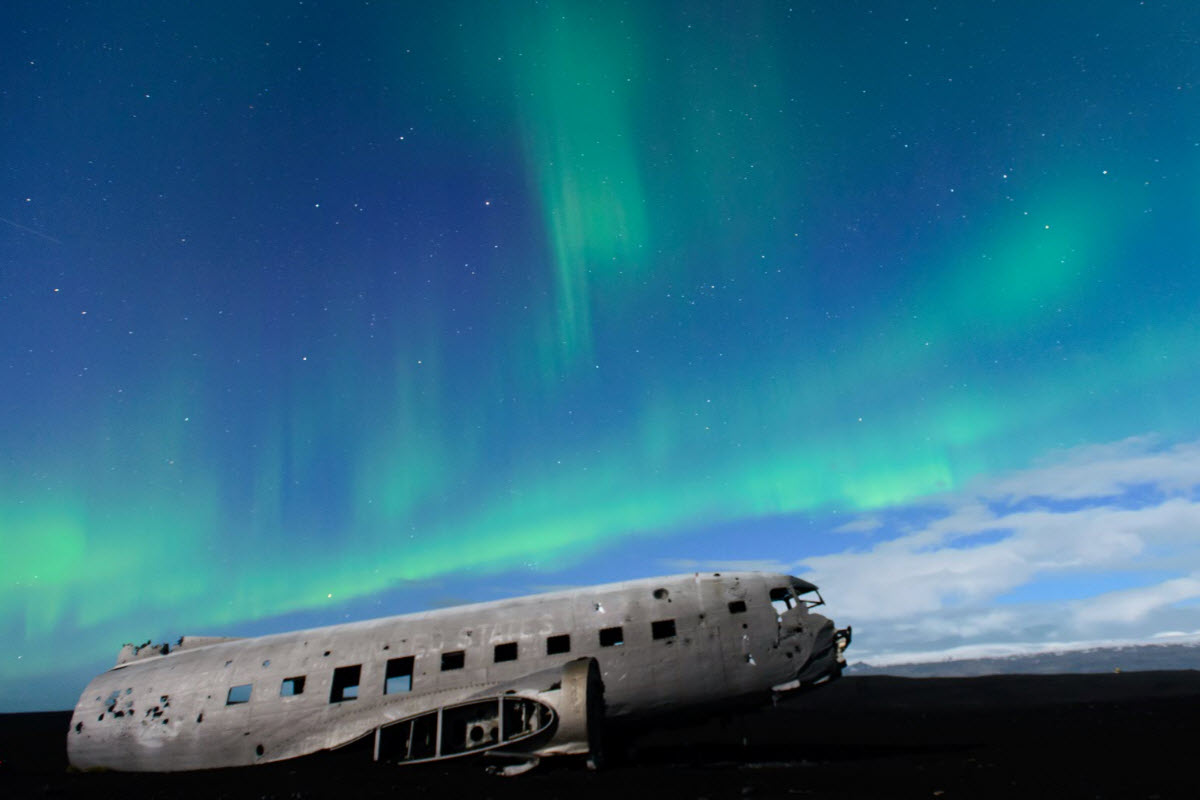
[4,1,1200,710]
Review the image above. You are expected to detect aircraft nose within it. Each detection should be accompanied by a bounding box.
[783,616,847,688]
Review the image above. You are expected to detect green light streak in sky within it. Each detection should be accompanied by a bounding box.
[508,4,649,365]
[939,183,1114,333]
[1,504,87,588]
[352,350,453,535]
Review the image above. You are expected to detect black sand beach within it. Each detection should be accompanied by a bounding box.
[4,671,1198,799]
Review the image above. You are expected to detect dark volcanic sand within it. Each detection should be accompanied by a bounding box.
[4,672,1199,799]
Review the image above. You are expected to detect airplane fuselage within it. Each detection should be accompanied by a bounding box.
[68,571,849,771]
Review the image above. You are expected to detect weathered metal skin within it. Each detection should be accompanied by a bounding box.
[67,572,848,771]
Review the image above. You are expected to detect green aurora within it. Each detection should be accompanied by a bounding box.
[2,1,1199,706]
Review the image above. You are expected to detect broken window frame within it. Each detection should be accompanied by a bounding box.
[384,656,414,694]
[441,650,465,671]
[598,626,624,647]
[651,619,677,640]
[493,642,518,663]
[329,665,362,703]
[280,676,306,697]
[546,633,571,655]
[795,588,826,609]
[728,600,748,614]
[770,587,798,615]
[376,696,554,765]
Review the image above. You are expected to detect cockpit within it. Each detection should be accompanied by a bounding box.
[768,578,825,615]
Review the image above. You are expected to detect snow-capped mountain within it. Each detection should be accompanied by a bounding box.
[847,639,1200,677]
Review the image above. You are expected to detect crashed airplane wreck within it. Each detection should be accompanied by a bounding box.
[68,572,850,774]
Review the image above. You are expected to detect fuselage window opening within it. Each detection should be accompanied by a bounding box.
[329,665,362,703]
[385,657,414,694]
[599,626,624,647]
[546,633,571,655]
[442,650,466,671]
[279,676,306,697]
[728,600,747,614]
[226,683,252,705]
[651,619,676,640]
[494,642,518,663]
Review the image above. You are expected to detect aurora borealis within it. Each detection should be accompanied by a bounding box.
[4,2,1200,709]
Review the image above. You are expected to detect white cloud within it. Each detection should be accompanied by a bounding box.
[982,436,1200,501]
[1073,576,1200,626]
[832,516,883,534]
[798,436,1200,663]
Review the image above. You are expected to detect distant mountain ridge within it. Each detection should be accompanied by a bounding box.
[848,641,1200,677]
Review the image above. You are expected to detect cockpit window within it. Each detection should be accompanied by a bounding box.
[795,587,825,609]
[769,587,796,615]
[771,579,826,613]
[789,578,825,609]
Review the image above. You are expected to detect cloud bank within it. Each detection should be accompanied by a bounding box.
[783,437,1200,662]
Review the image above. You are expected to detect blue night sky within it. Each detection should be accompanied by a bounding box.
[4,1,1200,710]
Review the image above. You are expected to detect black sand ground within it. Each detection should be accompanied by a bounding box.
[4,672,1198,799]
